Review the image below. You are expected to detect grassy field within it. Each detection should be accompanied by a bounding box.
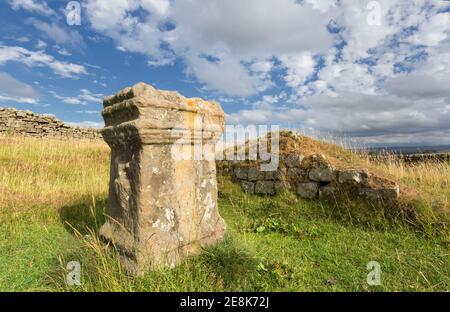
[0,135,449,291]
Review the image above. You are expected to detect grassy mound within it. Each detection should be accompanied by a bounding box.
[0,134,449,291]
[223,131,366,167]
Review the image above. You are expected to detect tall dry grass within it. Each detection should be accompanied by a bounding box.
[356,153,450,237]
[0,135,110,214]
[1,133,448,227]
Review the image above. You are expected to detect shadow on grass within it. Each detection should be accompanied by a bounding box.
[131,235,262,292]
[200,236,258,288]
[59,196,108,235]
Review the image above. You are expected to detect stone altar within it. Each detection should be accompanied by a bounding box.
[99,82,226,275]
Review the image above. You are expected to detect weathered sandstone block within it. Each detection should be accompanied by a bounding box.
[240,180,255,193]
[309,167,334,182]
[234,167,248,180]
[338,169,369,184]
[287,167,305,180]
[274,180,291,193]
[264,170,279,180]
[248,167,261,181]
[297,182,319,199]
[284,154,304,168]
[359,186,400,203]
[319,185,336,199]
[255,181,275,195]
[99,82,226,275]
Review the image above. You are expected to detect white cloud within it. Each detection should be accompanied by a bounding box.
[85,0,172,63]
[16,37,30,43]
[49,89,103,105]
[78,89,103,103]
[252,94,285,110]
[67,121,104,128]
[250,61,273,74]
[280,53,316,88]
[385,51,450,99]
[227,109,274,124]
[318,62,377,96]
[0,72,39,104]
[170,0,332,57]
[76,110,100,115]
[26,18,84,48]
[409,12,449,47]
[0,95,38,104]
[54,46,72,56]
[304,0,337,13]
[35,39,47,50]
[185,55,273,97]
[8,0,55,16]
[336,0,398,60]
[0,45,87,78]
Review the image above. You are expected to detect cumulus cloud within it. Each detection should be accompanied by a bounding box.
[170,0,332,56]
[85,0,172,64]
[171,0,333,95]
[85,0,333,96]
[0,45,87,78]
[185,55,274,97]
[409,12,449,47]
[280,53,316,89]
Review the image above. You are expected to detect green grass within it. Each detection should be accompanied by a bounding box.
[0,135,449,291]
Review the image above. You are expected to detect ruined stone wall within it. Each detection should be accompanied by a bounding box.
[217,153,400,204]
[0,107,101,139]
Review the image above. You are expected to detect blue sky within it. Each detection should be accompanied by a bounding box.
[0,0,449,146]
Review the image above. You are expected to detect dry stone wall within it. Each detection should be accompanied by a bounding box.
[0,107,101,139]
[370,153,450,164]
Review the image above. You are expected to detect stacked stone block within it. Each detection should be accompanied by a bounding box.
[219,152,399,204]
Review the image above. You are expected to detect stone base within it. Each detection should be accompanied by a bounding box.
[100,217,226,276]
